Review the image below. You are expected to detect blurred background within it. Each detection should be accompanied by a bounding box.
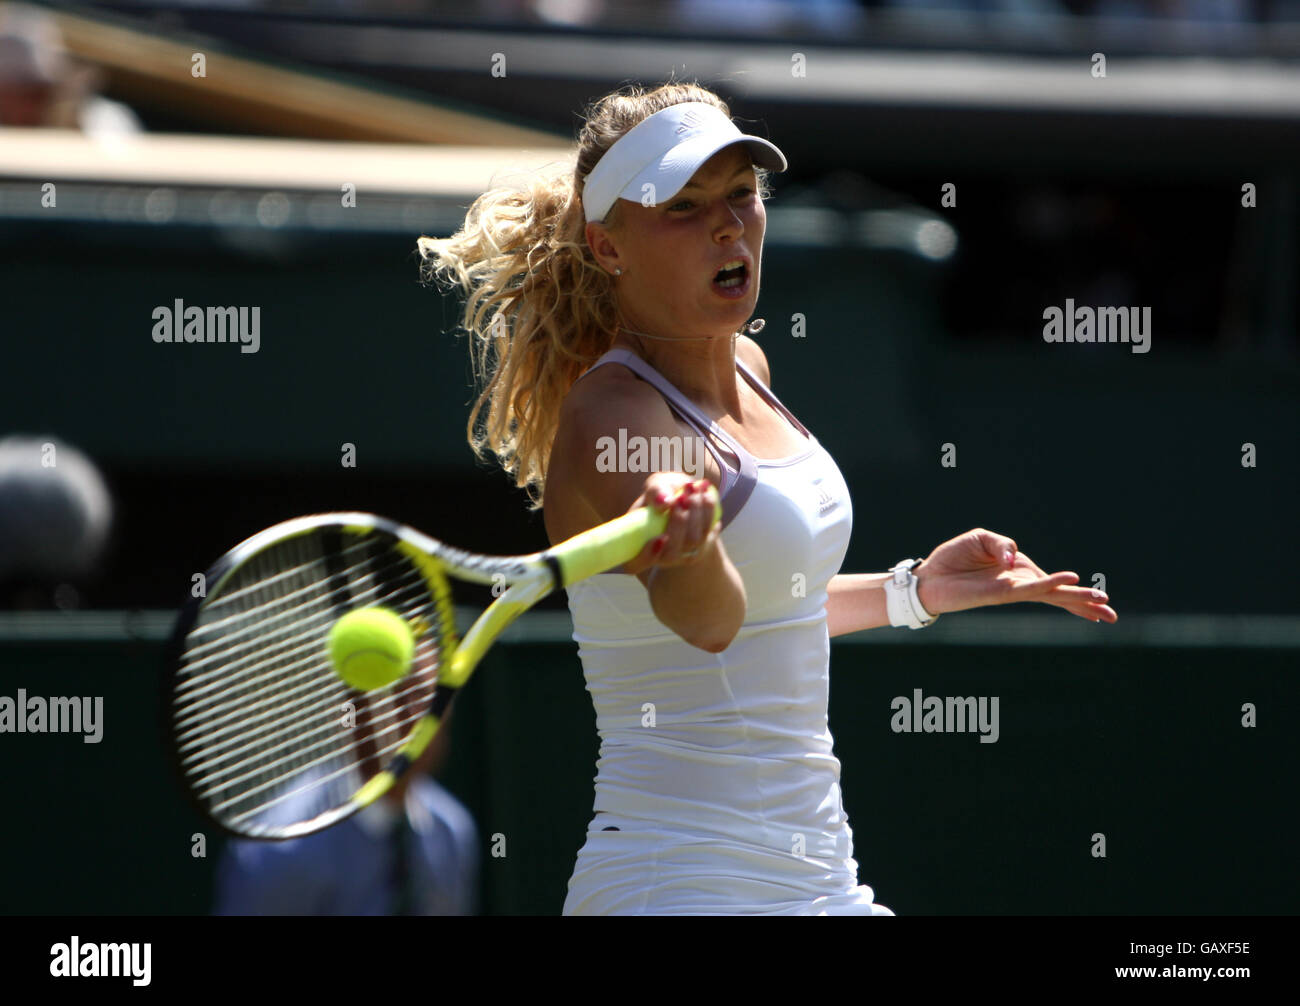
[0,0,1296,915]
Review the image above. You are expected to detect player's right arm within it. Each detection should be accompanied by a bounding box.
[544,365,746,653]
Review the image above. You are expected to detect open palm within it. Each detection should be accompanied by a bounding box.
[916,528,1117,623]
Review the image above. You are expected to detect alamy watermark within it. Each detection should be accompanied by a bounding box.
[595,429,707,476]
[50,938,150,986]
[1043,299,1150,354]
[0,690,103,743]
[151,300,260,354]
[891,688,999,743]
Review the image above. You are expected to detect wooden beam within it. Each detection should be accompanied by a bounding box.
[47,8,568,145]
[0,126,576,194]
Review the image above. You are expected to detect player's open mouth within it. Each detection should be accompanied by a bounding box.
[711,259,750,298]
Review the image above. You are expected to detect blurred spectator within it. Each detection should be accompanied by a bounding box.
[877,0,1072,18]
[0,3,142,138]
[1090,0,1252,20]
[674,0,862,32]
[0,434,113,610]
[879,0,1257,18]
[214,719,480,915]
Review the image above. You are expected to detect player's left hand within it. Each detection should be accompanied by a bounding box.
[914,528,1117,623]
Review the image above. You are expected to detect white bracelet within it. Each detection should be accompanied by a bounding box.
[884,559,939,629]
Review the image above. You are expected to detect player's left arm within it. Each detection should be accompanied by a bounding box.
[828,531,1118,637]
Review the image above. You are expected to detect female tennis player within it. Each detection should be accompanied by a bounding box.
[418,82,1117,915]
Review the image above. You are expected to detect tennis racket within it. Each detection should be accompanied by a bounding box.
[166,495,717,840]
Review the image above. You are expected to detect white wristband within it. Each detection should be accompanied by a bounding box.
[884,559,939,629]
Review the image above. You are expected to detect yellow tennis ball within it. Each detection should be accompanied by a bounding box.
[328,607,414,691]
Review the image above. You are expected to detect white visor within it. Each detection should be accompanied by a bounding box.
[582,102,787,224]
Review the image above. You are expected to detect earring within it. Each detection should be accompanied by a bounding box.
[614,268,623,276]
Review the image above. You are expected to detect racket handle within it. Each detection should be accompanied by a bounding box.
[547,486,723,586]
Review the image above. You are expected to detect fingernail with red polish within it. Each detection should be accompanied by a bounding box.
[652,536,666,555]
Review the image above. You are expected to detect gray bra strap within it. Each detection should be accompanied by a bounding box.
[735,358,813,439]
[579,348,758,530]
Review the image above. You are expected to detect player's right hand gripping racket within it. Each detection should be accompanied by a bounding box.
[167,494,719,840]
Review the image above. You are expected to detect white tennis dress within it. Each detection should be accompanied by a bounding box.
[561,347,893,916]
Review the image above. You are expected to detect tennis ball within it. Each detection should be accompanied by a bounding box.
[328,607,414,691]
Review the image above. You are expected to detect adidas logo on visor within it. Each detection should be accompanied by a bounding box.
[675,108,708,134]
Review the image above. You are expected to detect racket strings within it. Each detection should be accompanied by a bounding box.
[192,544,437,819]
[175,536,431,707]
[219,684,438,832]
[172,527,446,836]
[207,692,435,822]
[186,644,435,800]
[182,536,402,662]
[205,693,433,817]
[175,590,425,759]
[173,558,429,735]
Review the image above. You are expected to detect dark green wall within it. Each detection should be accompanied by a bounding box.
[2,228,1295,615]
[1,616,1292,915]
